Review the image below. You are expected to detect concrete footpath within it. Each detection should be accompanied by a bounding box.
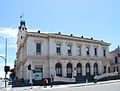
[1,79,120,91]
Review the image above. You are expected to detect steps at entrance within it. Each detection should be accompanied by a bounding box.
[94,72,118,80]
[54,76,76,83]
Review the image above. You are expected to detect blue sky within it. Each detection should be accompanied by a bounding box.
[0,0,120,77]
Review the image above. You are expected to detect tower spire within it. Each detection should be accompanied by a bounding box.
[19,20,27,30]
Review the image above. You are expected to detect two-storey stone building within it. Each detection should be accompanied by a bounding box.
[15,20,111,84]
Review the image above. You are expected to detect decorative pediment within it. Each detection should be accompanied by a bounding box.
[55,40,62,45]
[34,39,44,44]
[76,42,82,46]
[66,41,73,45]
[85,44,91,47]
[102,46,107,50]
[93,45,98,48]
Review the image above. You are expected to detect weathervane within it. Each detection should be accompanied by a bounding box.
[20,13,24,19]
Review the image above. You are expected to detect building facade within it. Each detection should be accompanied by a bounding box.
[15,20,111,84]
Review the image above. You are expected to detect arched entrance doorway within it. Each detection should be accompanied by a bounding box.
[55,63,62,77]
[77,63,82,76]
[94,63,98,75]
[86,63,90,75]
[67,63,72,78]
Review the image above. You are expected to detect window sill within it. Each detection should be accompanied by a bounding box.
[68,54,72,56]
[57,53,61,55]
[78,54,81,56]
[36,53,42,55]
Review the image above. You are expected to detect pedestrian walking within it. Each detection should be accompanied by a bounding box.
[44,78,48,88]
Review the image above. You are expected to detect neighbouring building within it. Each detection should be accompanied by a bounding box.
[15,20,111,84]
[109,46,120,74]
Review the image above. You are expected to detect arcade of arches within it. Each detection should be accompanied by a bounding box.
[55,62,99,78]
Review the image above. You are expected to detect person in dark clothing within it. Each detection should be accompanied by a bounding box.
[50,75,54,87]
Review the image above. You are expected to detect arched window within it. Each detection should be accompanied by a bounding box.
[94,63,98,75]
[67,63,72,78]
[86,63,90,75]
[55,63,62,77]
[77,63,82,76]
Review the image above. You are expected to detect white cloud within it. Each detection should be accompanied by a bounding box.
[0,53,4,56]
[0,27,17,39]
[0,27,39,49]
[0,28,17,49]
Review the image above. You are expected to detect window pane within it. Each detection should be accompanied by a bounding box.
[68,45,72,54]
[94,48,97,55]
[56,44,61,54]
[36,43,41,53]
[103,50,106,57]
[78,46,81,55]
[115,56,118,63]
[86,47,89,55]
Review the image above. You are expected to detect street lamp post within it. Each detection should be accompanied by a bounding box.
[0,37,7,87]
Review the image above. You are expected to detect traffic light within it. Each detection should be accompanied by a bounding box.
[28,64,31,70]
[4,66,10,73]
[33,70,35,73]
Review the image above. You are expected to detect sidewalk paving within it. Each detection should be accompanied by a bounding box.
[1,79,120,91]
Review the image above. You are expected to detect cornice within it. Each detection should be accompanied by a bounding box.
[15,55,109,70]
[27,55,49,60]
[25,32,111,46]
[28,55,108,61]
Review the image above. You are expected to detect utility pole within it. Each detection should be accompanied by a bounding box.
[5,38,7,87]
[0,37,7,87]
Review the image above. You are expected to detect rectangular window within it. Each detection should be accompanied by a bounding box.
[104,66,106,73]
[117,67,119,72]
[68,45,72,55]
[78,46,81,55]
[108,67,110,73]
[103,49,106,57]
[113,67,116,72]
[86,47,89,55]
[115,56,118,63]
[36,43,41,55]
[94,48,97,56]
[56,44,61,54]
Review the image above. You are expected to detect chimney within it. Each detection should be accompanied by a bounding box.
[38,30,40,33]
[70,34,73,36]
[81,36,83,38]
[58,32,61,35]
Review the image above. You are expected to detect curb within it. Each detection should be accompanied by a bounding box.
[68,80,120,88]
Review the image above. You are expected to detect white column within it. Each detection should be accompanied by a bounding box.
[62,62,67,77]
[81,44,86,56]
[49,60,55,77]
[98,62,104,74]
[90,62,94,75]
[72,62,77,77]
[82,63,86,76]
[50,67,55,77]
[90,46,94,57]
